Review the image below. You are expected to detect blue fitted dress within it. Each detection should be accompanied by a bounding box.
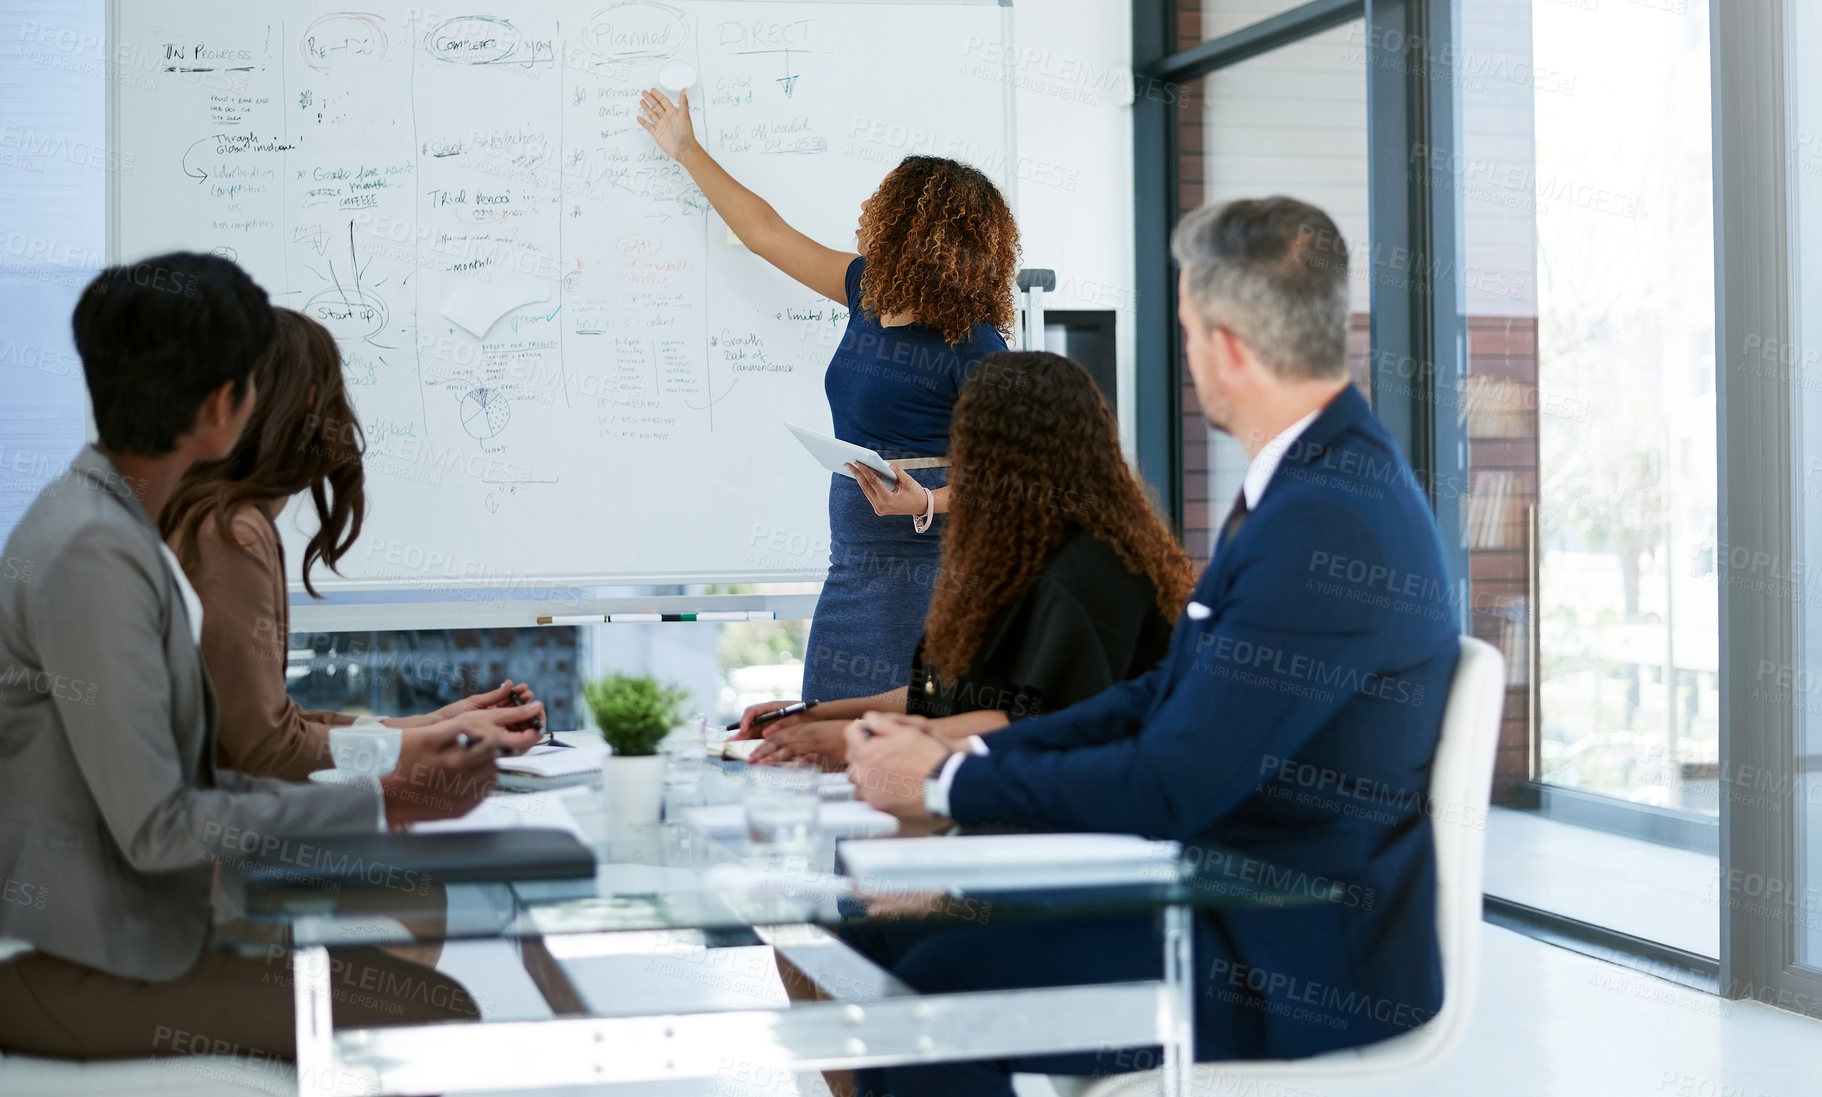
[801,257,1007,701]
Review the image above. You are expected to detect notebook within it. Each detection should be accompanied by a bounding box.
[712,739,762,762]
[412,790,588,843]
[243,828,596,892]
[495,732,606,778]
[837,834,1182,892]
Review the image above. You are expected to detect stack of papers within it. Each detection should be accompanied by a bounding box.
[412,790,589,845]
[838,834,1182,892]
[681,801,899,840]
[700,861,854,900]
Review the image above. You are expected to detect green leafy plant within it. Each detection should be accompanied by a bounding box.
[584,673,692,757]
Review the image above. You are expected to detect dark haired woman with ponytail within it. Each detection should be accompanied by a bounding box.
[162,308,541,780]
[742,351,1195,768]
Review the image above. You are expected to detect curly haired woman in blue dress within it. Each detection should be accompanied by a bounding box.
[639,87,1021,703]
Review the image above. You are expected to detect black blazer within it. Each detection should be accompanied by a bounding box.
[905,531,1173,721]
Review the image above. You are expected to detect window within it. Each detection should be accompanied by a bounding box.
[1457,0,1718,956]
[286,592,813,733]
[285,627,586,728]
[1195,1,1334,41]
[1150,0,1727,966]
[1174,16,1370,559]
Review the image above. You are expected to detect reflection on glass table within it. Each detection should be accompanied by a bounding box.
[216,777,1330,1097]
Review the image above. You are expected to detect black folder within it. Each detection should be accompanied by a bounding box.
[243,827,596,893]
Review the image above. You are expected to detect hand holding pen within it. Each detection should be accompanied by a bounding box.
[729,698,820,739]
[443,703,544,757]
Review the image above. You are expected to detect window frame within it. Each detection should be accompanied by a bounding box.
[1133,0,1468,607]
[1711,0,1822,1014]
[1136,0,1822,1009]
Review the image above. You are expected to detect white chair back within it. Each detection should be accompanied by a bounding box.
[1356,634,1505,1073]
[1067,635,1506,1097]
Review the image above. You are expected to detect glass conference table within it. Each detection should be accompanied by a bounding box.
[216,770,1327,1097]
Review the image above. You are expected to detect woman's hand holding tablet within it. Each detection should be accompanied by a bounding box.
[850,462,930,518]
[785,423,899,485]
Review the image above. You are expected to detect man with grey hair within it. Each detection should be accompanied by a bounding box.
[844,196,1460,1097]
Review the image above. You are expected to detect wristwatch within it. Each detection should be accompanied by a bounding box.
[922,736,989,818]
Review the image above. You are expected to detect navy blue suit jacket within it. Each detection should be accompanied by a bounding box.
[948,385,1460,1059]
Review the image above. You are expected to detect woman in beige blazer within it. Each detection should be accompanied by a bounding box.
[163,308,539,780]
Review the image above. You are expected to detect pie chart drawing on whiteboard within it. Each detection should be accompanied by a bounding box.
[459,388,511,439]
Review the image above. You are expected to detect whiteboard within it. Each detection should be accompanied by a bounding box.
[110,0,1014,590]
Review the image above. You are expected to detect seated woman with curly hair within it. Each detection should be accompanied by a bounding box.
[737,351,1195,768]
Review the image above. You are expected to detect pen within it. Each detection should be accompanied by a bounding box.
[724,698,819,732]
[455,732,513,757]
[508,682,546,736]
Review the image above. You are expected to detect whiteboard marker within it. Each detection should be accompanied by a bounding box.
[536,611,777,624]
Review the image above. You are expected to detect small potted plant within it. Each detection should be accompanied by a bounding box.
[584,672,692,824]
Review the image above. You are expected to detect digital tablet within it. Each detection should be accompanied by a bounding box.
[786,424,899,486]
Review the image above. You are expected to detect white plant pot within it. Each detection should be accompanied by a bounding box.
[600,752,666,825]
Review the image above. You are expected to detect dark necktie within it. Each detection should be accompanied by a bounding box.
[1218,491,1250,551]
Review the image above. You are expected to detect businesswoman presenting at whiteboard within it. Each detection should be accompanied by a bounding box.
[639,88,1021,703]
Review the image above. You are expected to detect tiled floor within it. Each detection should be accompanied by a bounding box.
[1285,924,1819,1097]
[1017,925,1819,1097]
[1482,806,1718,955]
[439,921,1820,1097]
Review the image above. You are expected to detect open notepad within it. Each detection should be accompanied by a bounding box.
[494,732,607,779]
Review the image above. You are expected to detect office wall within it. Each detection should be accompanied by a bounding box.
[995,0,1139,450]
[0,0,102,540]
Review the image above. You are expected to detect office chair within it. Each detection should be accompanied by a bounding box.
[1049,636,1506,1097]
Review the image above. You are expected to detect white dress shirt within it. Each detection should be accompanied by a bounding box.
[157,543,387,828]
[927,735,988,818]
[156,543,205,645]
[1241,406,1322,510]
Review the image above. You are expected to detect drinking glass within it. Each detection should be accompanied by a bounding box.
[661,719,708,812]
[742,761,820,856]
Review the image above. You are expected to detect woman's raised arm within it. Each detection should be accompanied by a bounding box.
[638,88,856,305]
